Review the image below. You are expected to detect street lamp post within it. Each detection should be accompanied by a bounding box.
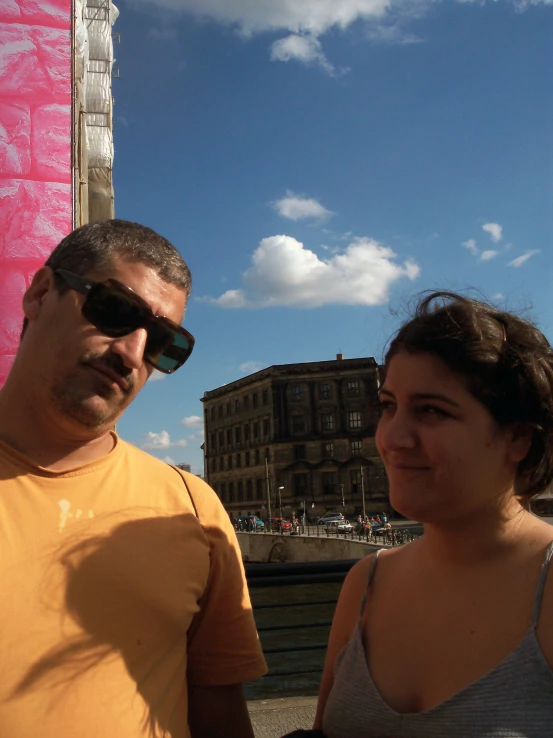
[278,486,284,533]
[360,466,366,522]
[264,457,272,525]
[340,483,345,514]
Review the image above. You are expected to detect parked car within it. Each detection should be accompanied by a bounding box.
[271,517,292,532]
[317,512,345,525]
[325,520,353,534]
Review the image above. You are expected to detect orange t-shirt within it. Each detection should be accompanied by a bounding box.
[0,435,266,738]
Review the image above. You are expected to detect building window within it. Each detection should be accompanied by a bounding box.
[218,431,224,447]
[350,439,362,455]
[262,389,269,405]
[294,444,306,460]
[237,481,243,502]
[235,427,241,444]
[210,407,215,421]
[350,469,362,494]
[348,411,362,429]
[256,479,263,500]
[228,455,232,470]
[255,449,260,465]
[236,453,241,468]
[291,385,303,401]
[265,447,270,461]
[322,442,334,458]
[253,393,258,409]
[245,451,250,466]
[235,398,240,411]
[246,480,253,501]
[244,424,250,441]
[211,458,217,472]
[228,482,235,502]
[226,402,231,416]
[253,422,259,439]
[218,405,223,419]
[226,429,232,445]
[294,473,309,497]
[319,383,332,400]
[321,414,334,431]
[244,395,250,410]
[347,380,360,398]
[292,415,306,433]
[263,418,270,437]
[322,471,336,495]
[220,482,226,501]
[210,433,216,452]
[219,457,224,471]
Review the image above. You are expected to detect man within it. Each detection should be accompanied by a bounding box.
[0,220,267,738]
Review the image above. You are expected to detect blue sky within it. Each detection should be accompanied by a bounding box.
[112,0,553,474]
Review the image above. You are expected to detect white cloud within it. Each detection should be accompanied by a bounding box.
[203,234,420,308]
[180,415,203,428]
[239,361,266,374]
[186,429,205,443]
[482,222,503,243]
[163,455,176,464]
[480,249,499,261]
[273,192,333,221]
[147,370,166,382]
[142,430,188,450]
[130,0,391,36]
[147,27,177,39]
[507,249,540,268]
[462,238,478,256]
[270,34,338,74]
[493,293,505,301]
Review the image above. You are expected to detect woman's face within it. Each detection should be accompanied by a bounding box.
[376,352,527,524]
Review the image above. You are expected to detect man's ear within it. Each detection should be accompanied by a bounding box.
[22,267,56,321]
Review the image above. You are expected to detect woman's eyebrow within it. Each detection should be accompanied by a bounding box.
[379,387,460,409]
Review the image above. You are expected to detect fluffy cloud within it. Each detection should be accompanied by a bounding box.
[180,415,203,428]
[130,0,391,36]
[272,192,333,221]
[203,234,420,308]
[270,34,338,74]
[507,249,540,268]
[462,238,478,256]
[142,431,188,450]
[147,370,166,382]
[480,249,499,261]
[482,222,503,243]
[239,361,267,374]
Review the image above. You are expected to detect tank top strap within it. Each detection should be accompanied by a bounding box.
[531,540,553,629]
[359,548,385,620]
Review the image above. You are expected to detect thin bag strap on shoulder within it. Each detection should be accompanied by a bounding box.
[170,465,199,519]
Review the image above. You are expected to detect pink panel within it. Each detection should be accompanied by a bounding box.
[0,0,72,387]
[32,103,71,181]
[0,101,31,176]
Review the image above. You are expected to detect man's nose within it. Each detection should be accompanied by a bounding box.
[109,328,148,371]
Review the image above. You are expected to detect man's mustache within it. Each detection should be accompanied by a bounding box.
[82,352,135,393]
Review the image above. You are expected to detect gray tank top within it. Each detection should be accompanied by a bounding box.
[322,542,553,738]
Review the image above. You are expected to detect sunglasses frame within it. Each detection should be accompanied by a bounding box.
[53,268,195,374]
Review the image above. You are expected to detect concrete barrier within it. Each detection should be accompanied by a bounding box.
[237,531,383,563]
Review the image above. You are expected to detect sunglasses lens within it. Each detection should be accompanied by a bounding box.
[146,323,192,374]
[83,285,143,337]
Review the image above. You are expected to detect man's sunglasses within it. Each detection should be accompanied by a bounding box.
[54,269,195,374]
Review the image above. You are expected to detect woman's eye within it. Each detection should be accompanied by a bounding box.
[418,405,449,417]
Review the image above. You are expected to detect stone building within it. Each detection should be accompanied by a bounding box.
[201,355,389,521]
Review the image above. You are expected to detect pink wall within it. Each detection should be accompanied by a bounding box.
[0,0,73,385]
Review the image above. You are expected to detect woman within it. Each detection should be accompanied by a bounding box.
[314,291,553,738]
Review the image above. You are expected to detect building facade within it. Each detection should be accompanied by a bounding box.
[201,356,388,522]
